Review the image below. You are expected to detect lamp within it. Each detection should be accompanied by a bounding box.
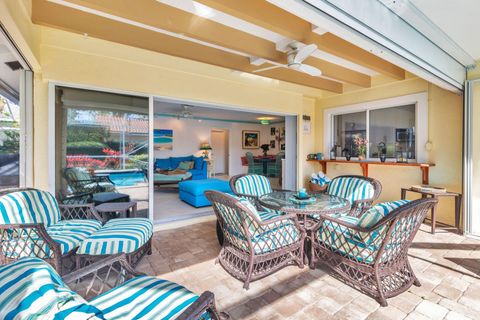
[200,143,212,158]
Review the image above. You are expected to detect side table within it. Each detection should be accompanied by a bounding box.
[96,201,137,221]
[401,187,461,234]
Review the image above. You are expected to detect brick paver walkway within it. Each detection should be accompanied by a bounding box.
[137,221,480,319]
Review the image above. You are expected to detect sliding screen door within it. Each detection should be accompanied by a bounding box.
[54,87,149,217]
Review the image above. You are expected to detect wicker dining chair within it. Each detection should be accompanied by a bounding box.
[230,173,282,208]
[205,190,305,289]
[325,175,382,216]
[311,198,438,306]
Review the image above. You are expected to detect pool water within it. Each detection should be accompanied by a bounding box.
[108,172,146,187]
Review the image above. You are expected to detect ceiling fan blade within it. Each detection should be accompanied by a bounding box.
[294,44,318,63]
[252,65,282,73]
[298,64,322,77]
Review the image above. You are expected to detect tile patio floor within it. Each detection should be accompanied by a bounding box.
[137,221,480,319]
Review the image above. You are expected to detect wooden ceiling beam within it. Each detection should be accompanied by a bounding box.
[32,0,343,93]
[196,0,405,79]
[48,0,369,87]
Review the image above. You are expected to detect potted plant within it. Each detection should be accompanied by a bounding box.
[354,137,368,161]
[260,144,270,156]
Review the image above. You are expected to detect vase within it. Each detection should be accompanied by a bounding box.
[358,154,366,161]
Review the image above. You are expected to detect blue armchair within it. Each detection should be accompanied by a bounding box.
[154,155,207,180]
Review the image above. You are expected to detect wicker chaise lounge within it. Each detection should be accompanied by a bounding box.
[325,175,382,216]
[205,190,305,289]
[311,198,438,306]
[0,254,225,319]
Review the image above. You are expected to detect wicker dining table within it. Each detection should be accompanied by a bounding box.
[259,191,350,265]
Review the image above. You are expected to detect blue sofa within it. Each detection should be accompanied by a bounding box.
[154,155,207,180]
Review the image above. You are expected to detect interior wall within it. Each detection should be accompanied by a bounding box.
[153,116,284,176]
[316,77,463,226]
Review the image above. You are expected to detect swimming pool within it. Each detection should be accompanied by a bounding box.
[108,171,147,187]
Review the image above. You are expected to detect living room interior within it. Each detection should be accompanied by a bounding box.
[153,99,294,224]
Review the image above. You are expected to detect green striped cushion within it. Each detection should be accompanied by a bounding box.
[234,174,273,197]
[0,258,103,319]
[90,276,208,319]
[0,190,61,227]
[358,200,411,228]
[77,218,153,256]
[327,177,375,203]
[2,219,102,259]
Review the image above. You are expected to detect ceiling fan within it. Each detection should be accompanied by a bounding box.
[177,105,194,119]
[253,43,322,77]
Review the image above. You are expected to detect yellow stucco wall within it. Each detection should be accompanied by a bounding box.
[315,77,463,225]
[1,0,464,226]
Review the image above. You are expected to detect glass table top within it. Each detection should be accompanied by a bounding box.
[259,191,350,214]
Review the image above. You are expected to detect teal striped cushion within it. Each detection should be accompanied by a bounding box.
[234,174,273,197]
[0,258,102,319]
[0,190,61,227]
[327,177,375,203]
[358,200,410,228]
[2,219,102,259]
[77,218,153,256]
[90,276,208,320]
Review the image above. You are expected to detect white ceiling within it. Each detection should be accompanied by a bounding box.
[411,0,480,60]
[154,100,284,123]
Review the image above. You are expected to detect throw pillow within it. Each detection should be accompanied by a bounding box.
[358,200,411,228]
[177,161,194,170]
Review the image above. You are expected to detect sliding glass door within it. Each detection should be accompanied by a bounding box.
[465,80,480,236]
[54,86,150,217]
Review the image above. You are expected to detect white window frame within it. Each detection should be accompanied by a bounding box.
[323,92,428,163]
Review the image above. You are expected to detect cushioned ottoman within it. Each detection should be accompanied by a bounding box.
[76,218,153,266]
[179,179,233,207]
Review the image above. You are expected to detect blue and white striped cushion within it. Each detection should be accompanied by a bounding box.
[2,219,103,259]
[0,190,61,227]
[0,258,101,320]
[90,276,208,320]
[358,200,411,228]
[77,218,153,256]
[234,174,273,197]
[327,177,375,203]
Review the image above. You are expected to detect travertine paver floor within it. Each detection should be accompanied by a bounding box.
[136,221,480,319]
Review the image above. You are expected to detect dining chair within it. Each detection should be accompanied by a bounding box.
[230,173,275,208]
[267,151,284,178]
[326,175,382,216]
[205,190,305,289]
[245,152,263,175]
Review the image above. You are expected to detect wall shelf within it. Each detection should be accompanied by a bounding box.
[307,159,435,185]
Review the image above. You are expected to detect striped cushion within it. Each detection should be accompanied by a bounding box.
[2,219,102,259]
[77,218,153,256]
[90,276,208,320]
[0,189,61,227]
[234,174,273,197]
[0,258,102,320]
[358,200,411,228]
[327,177,375,204]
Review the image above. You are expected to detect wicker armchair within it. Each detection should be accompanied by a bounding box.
[0,188,103,275]
[63,167,116,194]
[0,254,226,319]
[205,190,305,289]
[311,198,437,306]
[326,175,382,216]
[230,173,287,208]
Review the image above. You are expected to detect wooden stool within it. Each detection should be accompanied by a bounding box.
[401,187,461,234]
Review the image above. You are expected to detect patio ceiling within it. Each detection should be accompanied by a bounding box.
[31,0,410,94]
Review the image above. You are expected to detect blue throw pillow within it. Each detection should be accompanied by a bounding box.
[171,156,193,169]
[155,158,172,170]
[193,156,204,170]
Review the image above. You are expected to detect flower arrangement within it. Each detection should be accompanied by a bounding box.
[354,136,368,158]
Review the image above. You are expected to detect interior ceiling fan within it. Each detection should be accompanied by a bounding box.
[253,43,322,77]
[177,105,194,119]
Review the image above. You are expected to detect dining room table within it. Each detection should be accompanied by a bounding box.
[258,190,350,265]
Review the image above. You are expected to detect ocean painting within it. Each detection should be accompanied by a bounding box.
[154,129,173,150]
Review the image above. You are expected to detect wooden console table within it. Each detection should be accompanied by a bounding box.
[307,159,435,185]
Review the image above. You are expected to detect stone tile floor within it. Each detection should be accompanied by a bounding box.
[136,221,480,319]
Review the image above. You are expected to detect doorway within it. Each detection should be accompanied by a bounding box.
[210,129,229,176]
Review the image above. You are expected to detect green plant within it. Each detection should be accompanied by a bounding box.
[1,129,19,153]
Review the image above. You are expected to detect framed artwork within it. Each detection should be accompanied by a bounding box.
[280,143,285,151]
[242,130,260,149]
[270,127,276,136]
[154,129,173,150]
[270,140,275,148]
